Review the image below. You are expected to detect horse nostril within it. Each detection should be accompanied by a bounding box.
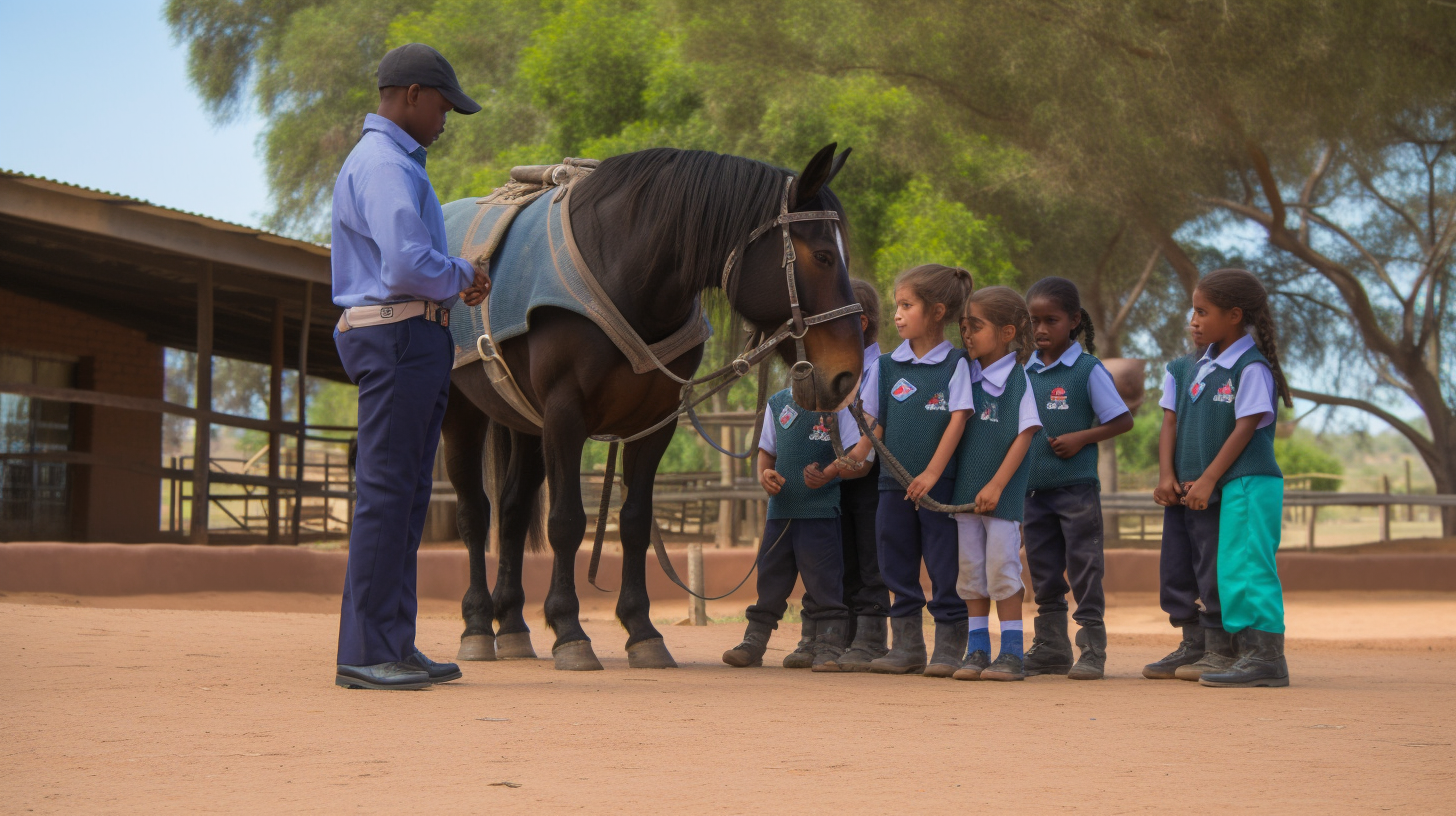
[831,370,856,402]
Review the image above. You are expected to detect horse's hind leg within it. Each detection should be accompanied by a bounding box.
[541,420,602,670]
[492,428,544,659]
[617,426,677,668]
[442,389,494,660]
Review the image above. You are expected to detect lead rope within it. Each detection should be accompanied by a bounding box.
[828,403,981,515]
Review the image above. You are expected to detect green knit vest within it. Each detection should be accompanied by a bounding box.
[876,350,967,491]
[1169,347,1282,503]
[765,389,841,519]
[1025,351,1102,491]
[951,363,1032,522]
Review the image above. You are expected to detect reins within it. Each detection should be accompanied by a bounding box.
[828,401,982,515]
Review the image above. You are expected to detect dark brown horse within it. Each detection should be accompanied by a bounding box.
[441,144,863,670]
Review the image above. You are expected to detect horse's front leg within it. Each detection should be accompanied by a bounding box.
[541,417,601,670]
[617,426,679,668]
[491,429,544,659]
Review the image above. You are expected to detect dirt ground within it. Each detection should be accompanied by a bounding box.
[3,591,1454,814]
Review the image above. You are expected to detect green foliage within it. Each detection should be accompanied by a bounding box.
[1116,396,1163,485]
[1274,437,1343,492]
[873,178,1020,291]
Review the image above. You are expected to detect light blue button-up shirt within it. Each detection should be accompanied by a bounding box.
[331,113,474,308]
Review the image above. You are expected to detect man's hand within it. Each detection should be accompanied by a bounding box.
[1047,432,1088,459]
[759,468,786,496]
[459,259,491,307]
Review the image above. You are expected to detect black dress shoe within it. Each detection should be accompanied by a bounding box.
[404,649,463,683]
[336,662,432,690]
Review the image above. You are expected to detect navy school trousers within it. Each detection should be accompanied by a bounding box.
[334,317,453,665]
[746,517,850,628]
[1023,482,1106,626]
[1159,503,1222,630]
[800,461,892,620]
[877,477,966,624]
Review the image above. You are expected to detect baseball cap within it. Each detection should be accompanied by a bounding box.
[377,43,481,115]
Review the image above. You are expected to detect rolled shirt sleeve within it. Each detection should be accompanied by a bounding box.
[1235,362,1277,429]
[358,164,475,304]
[1088,363,1131,423]
[1159,369,1178,412]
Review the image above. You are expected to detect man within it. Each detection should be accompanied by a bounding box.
[332,43,489,690]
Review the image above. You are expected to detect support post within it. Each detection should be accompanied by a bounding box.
[687,542,707,625]
[189,263,213,544]
[1306,504,1318,551]
[1097,438,1118,543]
[291,282,313,545]
[1405,458,1413,522]
[716,405,734,549]
[1379,474,1391,542]
[268,299,284,544]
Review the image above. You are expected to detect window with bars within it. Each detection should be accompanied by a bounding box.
[1,351,77,540]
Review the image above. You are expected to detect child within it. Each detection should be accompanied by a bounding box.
[1020,277,1134,680]
[722,383,866,669]
[1146,268,1292,688]
[798,279,894,672]
[838,264,975,676]
[946,286,1043,682]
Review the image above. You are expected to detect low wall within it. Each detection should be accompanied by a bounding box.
[3,543,1455,602]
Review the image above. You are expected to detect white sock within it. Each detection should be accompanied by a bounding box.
[1001,619,1024,632]
[969,616,990,630]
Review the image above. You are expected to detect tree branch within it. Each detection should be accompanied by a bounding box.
[1110,248,1160,334]
[1353,165,1430,253]
[1290,388,1436,462]
[1132,211,1199,296]
[1302,210,1404,302]
[1299,145,1335,246]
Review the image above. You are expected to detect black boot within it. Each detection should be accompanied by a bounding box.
[867,613,927,674]
[1067,623,1107,680]
[1175,626,1235,681]
[817,616,887,672]
[1200,629,1289,688]
[1142,624,1205,680]
[924,620,970,678]
[1023,612,1074,676]
[722,621,772,668]
[809,619,850,671]
[781,616,817,669]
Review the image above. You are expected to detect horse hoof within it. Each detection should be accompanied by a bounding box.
[552,639,604,671]
[457,634,496,661]
[495,632,538,660]
[626,638,678,669]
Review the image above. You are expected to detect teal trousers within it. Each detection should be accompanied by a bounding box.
[1217,475,1285,634]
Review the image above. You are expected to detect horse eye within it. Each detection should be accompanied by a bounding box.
[813,250,833,266]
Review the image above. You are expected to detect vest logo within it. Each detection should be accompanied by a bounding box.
[979,400,999,422]
[1190,381,1203,399]
[809,416,832,441]
[778,403,798,429]
[1213,378,1235,403]
[924,392,948,411]
[891,378,917,402]
[1046,385,1070,411]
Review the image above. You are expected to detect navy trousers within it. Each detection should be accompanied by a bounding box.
[1159,503,1222,630]
[877,478,966,624]
[801,462,891,619]
[335,318,453,665]
[1024,483,1106,626]
[747,517,849,628]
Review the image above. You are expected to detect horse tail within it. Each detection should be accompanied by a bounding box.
[483,421,547,553]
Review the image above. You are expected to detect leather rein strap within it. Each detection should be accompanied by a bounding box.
[588,173,861,599]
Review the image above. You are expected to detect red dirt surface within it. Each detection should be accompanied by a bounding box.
[3,591,1453,813]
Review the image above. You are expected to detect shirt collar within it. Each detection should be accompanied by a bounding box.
[1031,342,1082,372]
[979,352,1019,389]
[1200,333,1255,369]
[362,112,424,158]
[890,339,952,365]
[863,342,881,372]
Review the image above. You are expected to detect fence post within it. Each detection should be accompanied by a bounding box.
[1405,458,1413,522]
[1306,504,1317,551]
[687,542,707,625]
[1379,474,1391,542]
[189,262,213,545]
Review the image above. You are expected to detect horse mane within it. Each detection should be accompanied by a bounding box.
[570,147,790,295]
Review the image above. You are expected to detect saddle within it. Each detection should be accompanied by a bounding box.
[446,157,712,428]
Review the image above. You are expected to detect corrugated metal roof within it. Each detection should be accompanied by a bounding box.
[0,168,329,255]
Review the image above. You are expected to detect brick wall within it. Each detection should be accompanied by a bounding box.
[0,288,163,541]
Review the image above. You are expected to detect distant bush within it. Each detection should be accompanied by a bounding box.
[1274,437,1343,491]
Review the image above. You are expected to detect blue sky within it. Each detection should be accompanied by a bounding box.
[0,2,270,228]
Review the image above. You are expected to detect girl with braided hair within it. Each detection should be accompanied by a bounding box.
[1019,277,1134,681]
[947,286,1044,681]
[1147,268,1293,688]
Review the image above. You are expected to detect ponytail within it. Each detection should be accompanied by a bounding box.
[1027,276,1096,354]
[1196,268,1293,408]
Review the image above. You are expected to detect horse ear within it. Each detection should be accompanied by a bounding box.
[825,147,852,187]
[791,142,838,208]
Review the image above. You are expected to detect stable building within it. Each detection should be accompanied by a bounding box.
[0,170,346,543]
